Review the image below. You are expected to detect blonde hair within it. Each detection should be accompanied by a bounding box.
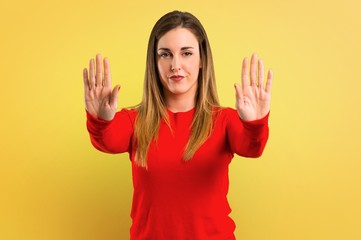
[134,11,220,167]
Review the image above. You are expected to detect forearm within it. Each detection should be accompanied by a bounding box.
[227,110,270,158]
[239,112,269,157]
[86,109,134,154]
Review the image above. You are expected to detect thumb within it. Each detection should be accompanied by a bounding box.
[110,84,121,110]
[234,83,244,104]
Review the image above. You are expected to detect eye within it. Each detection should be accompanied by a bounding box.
[183,52,193,57]
[158,52,171,58]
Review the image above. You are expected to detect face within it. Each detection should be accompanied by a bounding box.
[157,27,201,102]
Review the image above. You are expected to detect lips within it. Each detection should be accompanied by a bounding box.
[170,75,184,81]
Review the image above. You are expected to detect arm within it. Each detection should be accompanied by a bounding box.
[83,54,133,153]
[226,109,269,157]
[86,109,135,154]
[229,53,273,157]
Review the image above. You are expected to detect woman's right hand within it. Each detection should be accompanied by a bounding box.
[83,54,120,121]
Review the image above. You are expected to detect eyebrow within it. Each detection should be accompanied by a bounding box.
[157,47,195,51]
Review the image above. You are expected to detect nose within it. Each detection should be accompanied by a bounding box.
[171,55,181,71]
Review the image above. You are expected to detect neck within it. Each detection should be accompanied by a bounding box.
[165,93,195,113]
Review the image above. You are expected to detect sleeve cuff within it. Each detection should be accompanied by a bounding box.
[86,110,112,124]
[241,111,270,126]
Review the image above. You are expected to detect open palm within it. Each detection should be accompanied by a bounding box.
[235,53,273,121]
[83,54,120,121]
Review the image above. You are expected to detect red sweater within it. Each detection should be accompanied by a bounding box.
[86,107,269,240]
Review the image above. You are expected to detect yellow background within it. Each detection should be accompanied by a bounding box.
[1,0,360,239]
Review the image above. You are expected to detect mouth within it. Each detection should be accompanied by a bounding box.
[170,75,185,81]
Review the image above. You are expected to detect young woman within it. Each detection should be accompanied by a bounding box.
[83,10,272,240]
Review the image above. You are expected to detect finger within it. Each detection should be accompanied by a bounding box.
[83,68,90,91]
[95,54,103,87]
[234,83,244,105]
[250,53,258,86]
[258,58,264,90]
[110,85,121,110]
[265,69,273,93]
[241,57,249,88]
[89,58,95,89]
[103,57,112,88]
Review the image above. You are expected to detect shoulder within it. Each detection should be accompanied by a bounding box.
[211,107,240,129]
[214,107,239,120]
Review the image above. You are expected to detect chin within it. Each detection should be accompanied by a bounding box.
[169,87,192,95]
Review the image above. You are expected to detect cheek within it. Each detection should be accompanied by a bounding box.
[189,56,201,70]
[189,60,201,75]
[157,61,168,77]
[157,62,170,87]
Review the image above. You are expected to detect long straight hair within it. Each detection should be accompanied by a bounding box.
[134,11,220,167]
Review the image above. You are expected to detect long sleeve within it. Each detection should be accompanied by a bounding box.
[225,108,269,158]
[86,109,136,154]
[85,107,269,239]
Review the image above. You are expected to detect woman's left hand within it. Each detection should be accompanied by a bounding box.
[234,53,273,121]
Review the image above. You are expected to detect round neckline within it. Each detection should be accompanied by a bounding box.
[166,107,195,115]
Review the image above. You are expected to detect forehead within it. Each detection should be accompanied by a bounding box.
[157,27,199,49]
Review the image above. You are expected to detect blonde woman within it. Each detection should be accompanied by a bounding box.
[83,10,272,240]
